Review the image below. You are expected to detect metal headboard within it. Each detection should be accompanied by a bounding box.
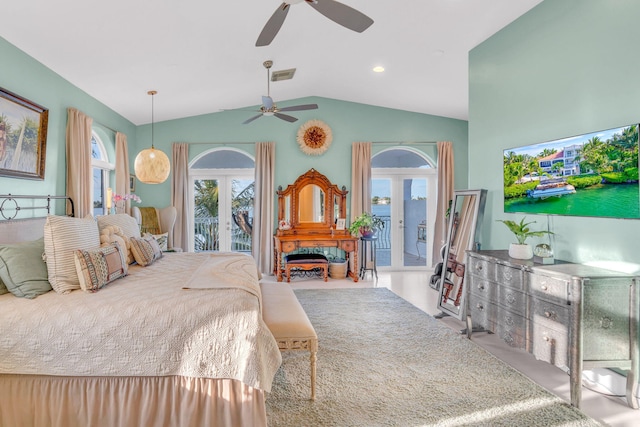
[0,194,75,220]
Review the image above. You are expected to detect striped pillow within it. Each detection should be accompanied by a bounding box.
[74,242,128,292]
[130,234,163,267]
[43,215,100,294]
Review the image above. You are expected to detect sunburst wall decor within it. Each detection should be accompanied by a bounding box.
[296,120,332,156]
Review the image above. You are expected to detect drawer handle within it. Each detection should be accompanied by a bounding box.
[478,284,485,291]
[476,303,484,311]
[475,264,483,271]
[544,310,558,320]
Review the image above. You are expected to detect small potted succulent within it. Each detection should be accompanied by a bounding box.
[497,217,553,260]
[348,212,384,238]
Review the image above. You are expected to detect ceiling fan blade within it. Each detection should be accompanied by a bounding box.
[262,95,274,110]
[307,0,373,33]
[256,3,290,47]
[274,112,298,123]
[278,103,318,112]
[242,113,263,125]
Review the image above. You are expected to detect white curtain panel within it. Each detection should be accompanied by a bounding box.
[253,142,275,275]
[65,108,93,218]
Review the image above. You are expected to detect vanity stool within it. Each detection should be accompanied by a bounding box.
[285,253,329,282]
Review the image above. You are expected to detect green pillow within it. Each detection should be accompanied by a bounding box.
[0,277,7,295]
[0,238,52,299]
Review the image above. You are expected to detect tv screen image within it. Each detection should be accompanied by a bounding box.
[503,123,639,219]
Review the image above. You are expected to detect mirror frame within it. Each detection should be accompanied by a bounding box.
[277,168,348,235]
[436,189,487,319]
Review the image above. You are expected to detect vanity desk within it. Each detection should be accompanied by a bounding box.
[273,169,359,282]
[465,250,639,409]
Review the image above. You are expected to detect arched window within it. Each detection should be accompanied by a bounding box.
[91,132,114,215]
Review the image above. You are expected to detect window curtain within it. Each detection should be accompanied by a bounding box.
[171,143,189,252]
[253,142,275,275]
[350,142,372,221]
[432,141,455,265]
[115,132,130,215]
[66,108,93,218]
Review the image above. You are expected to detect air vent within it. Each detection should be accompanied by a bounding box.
[271,68,296,81]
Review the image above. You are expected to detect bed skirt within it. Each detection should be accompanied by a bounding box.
[0,374,266,427]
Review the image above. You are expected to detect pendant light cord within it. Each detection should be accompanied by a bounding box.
[148,90,157,149]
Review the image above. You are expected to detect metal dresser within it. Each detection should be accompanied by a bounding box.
[465,250,639,409]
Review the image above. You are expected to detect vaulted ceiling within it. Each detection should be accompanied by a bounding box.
[2,0,542,125]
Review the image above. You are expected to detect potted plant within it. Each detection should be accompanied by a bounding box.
[496,217,553,260]
[348,212,385,237]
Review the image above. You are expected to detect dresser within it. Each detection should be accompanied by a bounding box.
[465,250,639,409]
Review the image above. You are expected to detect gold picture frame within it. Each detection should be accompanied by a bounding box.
[0,87,48,180]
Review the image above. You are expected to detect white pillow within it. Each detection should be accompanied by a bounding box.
[97,214,141,241]
[43,215,100,294]
[100,225,133,264]
[150,232,168,251]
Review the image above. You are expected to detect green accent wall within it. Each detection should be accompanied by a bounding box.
[469,0,640,272]
[133,98,468,214]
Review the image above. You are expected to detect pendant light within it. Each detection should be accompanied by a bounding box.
[134,90,170,184]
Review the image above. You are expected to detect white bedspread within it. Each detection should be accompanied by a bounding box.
[0,252,282,391]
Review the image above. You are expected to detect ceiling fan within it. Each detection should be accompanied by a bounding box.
[242,60,318,125]
[256,0,374,47]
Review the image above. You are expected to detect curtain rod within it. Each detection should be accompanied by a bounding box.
[371,141,437,145]
[92,121,118,134]
[184,141,257,145]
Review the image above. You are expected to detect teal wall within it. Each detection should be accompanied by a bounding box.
[133,97,468,215]
[0,36,136,209]
[469,0,640,271]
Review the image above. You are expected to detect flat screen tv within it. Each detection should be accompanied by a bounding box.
[503,123,639,219]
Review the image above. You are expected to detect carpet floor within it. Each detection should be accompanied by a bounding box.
[265,287,601,426]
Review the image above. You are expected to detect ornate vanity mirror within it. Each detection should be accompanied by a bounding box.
[436,189,487,320]
[276,168,347,235]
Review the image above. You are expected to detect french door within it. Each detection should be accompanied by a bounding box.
[188,171,254,253]
[371,170,436,269]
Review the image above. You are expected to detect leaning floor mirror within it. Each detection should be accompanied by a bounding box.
[436,189,487,320]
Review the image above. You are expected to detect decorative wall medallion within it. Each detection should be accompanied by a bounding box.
[296,120,332,156]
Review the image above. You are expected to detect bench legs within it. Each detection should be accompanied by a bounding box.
[277,338,318,400]
[286,264,328,283]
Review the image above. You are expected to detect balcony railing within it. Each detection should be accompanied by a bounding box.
[194,216,251,253]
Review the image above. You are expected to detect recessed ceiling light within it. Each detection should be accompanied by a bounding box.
[373,66,385,73]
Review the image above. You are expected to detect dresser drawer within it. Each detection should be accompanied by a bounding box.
[495,305,526,348]
[495,263,524,290]
[530,299,570,333]
[298,240,336,248]
[530,323,569,370]
[527,273,569,303]
[281,241,298,252]
[468,297,495,329]
[468,277,494,300]
[468,256,494,281]
[496,286,526,316]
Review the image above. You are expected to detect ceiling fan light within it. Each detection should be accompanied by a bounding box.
[134,90,170,184]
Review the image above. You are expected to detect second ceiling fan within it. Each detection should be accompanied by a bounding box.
[243,60,318,125]
[256,0,374,47]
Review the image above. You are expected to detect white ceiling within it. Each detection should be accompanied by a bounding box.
[1,0,542,125]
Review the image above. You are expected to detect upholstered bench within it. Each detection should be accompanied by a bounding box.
[285,253,328,282]
[260,282,318,400]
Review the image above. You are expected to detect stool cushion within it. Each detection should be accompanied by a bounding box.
[285,253,328,264]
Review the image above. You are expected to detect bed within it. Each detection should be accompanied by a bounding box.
[0,196,281,427]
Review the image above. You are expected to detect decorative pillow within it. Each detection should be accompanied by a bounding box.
[44,214,101,294]
[97,214,141,241]
[150,232,168,251]
[0,279,7,295]
[100,225,133,264]
[74,242,128,292]
[0,238,52,299]
[130,234,163,267]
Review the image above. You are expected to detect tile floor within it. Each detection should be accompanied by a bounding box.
[263,269,640,426]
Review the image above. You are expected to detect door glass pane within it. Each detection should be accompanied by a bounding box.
[403,178,427,266]
[372,178,391,267]
[194,179,219,252]
[231,179,254,253]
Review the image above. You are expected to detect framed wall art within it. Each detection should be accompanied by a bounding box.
[0,87,49,180]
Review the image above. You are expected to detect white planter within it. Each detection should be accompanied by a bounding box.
[509,243,533,260]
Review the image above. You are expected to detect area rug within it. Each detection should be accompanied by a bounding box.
[265,288,601,427]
